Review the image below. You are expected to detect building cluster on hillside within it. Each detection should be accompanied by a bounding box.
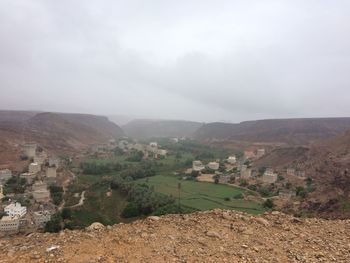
[0,142,57,235]
[116,140,168,159]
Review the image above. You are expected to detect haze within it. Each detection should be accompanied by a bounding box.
[1,0,350,122]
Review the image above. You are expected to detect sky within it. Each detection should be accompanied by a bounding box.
[1,0,350,123]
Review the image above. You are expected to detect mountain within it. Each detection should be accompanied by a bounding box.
[0,111,124,168]
[194,118,350,145]
[123,119,203,139]
[2,210,349,262]
[254,130,350,218]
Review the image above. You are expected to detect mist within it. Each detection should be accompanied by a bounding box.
[1,0,350,122]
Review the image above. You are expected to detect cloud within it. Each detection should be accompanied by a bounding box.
[0,0,350,122]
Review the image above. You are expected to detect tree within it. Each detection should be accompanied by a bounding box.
[296,186,307,198]
[61,208,72,220]
[122,202,140,218]
[45,213,62,233]
[263,199,274,209]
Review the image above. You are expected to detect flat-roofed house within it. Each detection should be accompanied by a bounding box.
[32,181,50,203]
[46,167,57,184]
[193,161,205,172]
[262,169,278,184]
[20,173,36,184]
[33,210,51,227]
[207,162,220,171]
[23,143,37,158]
[227,156,237,164]
[241,168,252,179]
[4,202,27,217]
[0,216,20,233]
[257,149,265,158]
[29,163,41,173]
[0,169,12,183]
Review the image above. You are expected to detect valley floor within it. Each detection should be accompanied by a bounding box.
[1,209,349,263]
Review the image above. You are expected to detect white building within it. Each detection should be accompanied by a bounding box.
[29,163,41,173]
[192,160,205,172]
[227,156,237,164]
[4,202,27,217]
[46,167,57,179]
[156,149,167,156]
[262,169,278,184]
[23,143,37,158]
[0,216,20,232]
[241,168,252,179]
[20,172,36,184]
[0,169,12,182]
[33,211,51,227]
[286,168,296,176]
[149,142,158,148]
[32,181,50,203]
[207,162,220,171]
[34,154,47,165]
[0,185,4,200]
[33,190,50,203]
[257,149,265,158]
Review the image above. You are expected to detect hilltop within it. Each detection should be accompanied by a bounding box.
[122,119,203,139]
[1,209,349,263]
[194,118,350,145]
[0,111,124,168]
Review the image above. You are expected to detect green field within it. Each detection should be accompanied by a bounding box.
[136,175,265,214]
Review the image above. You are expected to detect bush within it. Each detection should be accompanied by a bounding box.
[45,213,62,233]
[263,199,274,209]
[61,208,72,220]
[122,202,140,218]
[233,193,244,199]
[239,179,248,187]
[247,185,257,191]
[296,186,307,198]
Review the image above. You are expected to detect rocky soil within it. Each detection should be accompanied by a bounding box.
[1,210,350,263]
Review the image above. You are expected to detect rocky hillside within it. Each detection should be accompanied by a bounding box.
[0,111,124,168]
[1,209,349,263]
[123,119,203,139]
[254,131,350,218]
[194,118,350,145]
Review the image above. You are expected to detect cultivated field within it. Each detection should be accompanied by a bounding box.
[136,175,265,214]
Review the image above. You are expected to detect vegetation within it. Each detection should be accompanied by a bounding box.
[263,199,274,209]
[80,160,124,175]
[136,175,265,214]
[49,185,64,206]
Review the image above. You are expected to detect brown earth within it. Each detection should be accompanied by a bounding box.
[1,209,349,263]
[253,131,350,218]
[0,111,124,169]
[194,118,350,145]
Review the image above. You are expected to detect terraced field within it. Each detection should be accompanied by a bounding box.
[136,175,265,214]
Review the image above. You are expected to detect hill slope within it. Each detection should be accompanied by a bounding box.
[0,111,124,168]
[2,210,349,262]
[254,130,350,218]
[194,118,350,145]
[123,119,203,139]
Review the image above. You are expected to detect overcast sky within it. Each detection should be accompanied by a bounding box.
[1,1,350,123]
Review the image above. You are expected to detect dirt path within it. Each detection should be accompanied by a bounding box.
[68,191,86,208]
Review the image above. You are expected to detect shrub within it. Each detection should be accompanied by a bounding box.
[122,202,140,218]
[263,199,274,209]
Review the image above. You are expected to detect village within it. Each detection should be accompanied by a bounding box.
[0,137,311,236]
[0,143,61,236]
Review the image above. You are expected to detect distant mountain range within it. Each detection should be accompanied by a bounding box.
[193,118,350,145]
[122,119,203,139]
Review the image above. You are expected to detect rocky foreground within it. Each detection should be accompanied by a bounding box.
[1,210,350,263]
